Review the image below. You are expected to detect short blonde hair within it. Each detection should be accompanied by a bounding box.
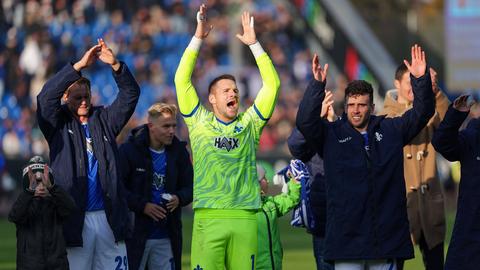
[147,103,177,122]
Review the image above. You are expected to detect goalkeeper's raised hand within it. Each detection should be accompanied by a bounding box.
[236,11,257,46]
[194,4,213,39]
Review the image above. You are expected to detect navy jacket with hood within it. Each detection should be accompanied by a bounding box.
[296,73,434,261]
[432,106,480,270]
[36,62,140,246]
[119,124,193,270]
[288,127,327,237]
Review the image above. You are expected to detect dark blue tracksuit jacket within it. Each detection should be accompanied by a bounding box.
[432,106,480,270]
[288,127,327,237]
[37,62,140,246]
[296,73,434,261]
[118,125,193,270]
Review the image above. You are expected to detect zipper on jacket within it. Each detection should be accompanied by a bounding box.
[262,209,275,270]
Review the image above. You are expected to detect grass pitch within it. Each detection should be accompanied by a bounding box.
[0,212,454,269]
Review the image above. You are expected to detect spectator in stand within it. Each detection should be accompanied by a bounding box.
[2,1,311,159]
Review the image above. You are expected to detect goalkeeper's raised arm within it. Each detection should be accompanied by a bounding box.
[174,4,212,116]
[236,11,281,120]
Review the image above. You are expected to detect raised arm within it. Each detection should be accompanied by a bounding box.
[429,68,450,123]
[36,44,101,139]
[391,45,435,144]
[97,39,140,135]
[320,90,338,122]
[174,4,212,116]
[432,95,473,161]
[289,87,335,160]
[236,11,280,119]
[296,54,329,149]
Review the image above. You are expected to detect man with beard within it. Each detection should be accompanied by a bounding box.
[296,45,434,269]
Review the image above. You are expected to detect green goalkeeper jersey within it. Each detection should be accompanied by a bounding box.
[174,44,280,209]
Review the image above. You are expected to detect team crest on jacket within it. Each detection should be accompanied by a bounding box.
[214,137,239,151]
[375,132,383,142]
[153,173,166,190]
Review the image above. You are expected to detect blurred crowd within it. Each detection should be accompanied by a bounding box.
[0,0,351,164]
[0,1,476,224]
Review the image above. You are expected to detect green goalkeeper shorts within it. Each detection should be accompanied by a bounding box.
[191,209,258,270]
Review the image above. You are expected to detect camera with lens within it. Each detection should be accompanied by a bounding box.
[21,156,54,190]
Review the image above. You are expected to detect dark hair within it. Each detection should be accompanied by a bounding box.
[65,77,91,96]
[208,74,236,94]
[394,63,409,81]
[344,80,374,104]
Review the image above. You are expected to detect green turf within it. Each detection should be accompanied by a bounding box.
[0,218,16,270]
[0,211,455,270]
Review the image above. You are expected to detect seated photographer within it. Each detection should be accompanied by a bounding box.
[8,156,76,270]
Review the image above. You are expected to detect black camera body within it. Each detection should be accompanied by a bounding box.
[21,156,54,190]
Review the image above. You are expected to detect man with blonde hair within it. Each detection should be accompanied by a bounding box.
[147,103,176,118]
[119,102,193,270]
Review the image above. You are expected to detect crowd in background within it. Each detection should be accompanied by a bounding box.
[0,0,469,218]
[0,0,351,162]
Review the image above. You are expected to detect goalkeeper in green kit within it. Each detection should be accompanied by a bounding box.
[174,4,280,269]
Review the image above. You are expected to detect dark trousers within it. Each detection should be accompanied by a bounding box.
[398,233,444,270]
[313,235,334,270]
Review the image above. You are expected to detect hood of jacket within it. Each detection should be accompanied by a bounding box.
[127,124,150,147]
[381,89,412,117]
